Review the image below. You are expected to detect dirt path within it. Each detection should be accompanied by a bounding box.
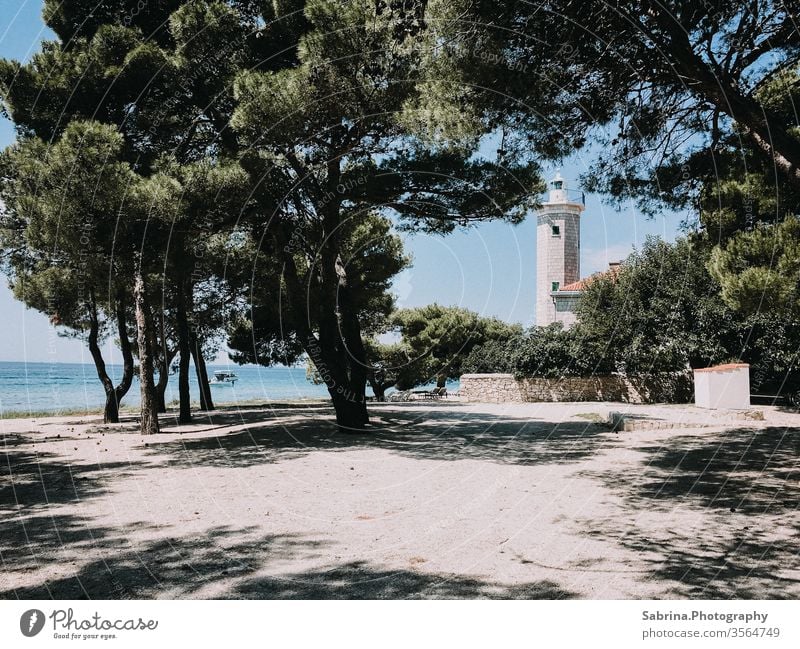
[1,402,797,599]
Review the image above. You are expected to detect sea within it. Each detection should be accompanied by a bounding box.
[0,361,328,415]
[0,361,459,415]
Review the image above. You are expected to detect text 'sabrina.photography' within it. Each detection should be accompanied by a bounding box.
[0,1,798,647]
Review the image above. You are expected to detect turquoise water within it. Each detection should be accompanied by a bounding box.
[0,361,330,415]
[0,361,461,415]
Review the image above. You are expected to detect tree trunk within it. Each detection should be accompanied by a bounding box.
[190,332,215,411]
[368,376,387,402]
[316,316,368,431]
[153,306,173,413]
[85,292,119,423]
[155,347,176,413]
[335,254,369,416]
[330,389,369,430]
[277,224,368,432]
[112,293,134,413]
[134,273,159,435]
[156,372,168,413]
[334,254,370,426]
[321,348,369,431]
[176,283,192,424]
[304,333,368,431]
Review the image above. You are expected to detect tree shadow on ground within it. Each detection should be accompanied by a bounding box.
[0,525,318,599]
[583,517,799,599]
[586,426,798,513]
[642,532,798,599]
[233,562,575,599]
[0,513,163,583]
[0,446,135,512]
[580,426,799,598]
[147,406,614,469]
[1,524,576,600]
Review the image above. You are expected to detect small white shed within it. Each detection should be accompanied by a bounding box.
[693,363,750,409]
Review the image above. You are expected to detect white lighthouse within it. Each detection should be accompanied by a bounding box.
[535,172,585,327]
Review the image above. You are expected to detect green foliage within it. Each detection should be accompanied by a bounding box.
[0,121,140,324]
[461,324,615,378]
[363,339,413,391]
[431,1,800,210]
[226,212,410,366]
[223,0,543,427]
[576,237,741,373]
[390,304,522,386]
[42,0,183,45]
[700,173,788,244]
[571,234,800,390]
[709,217,800,315]
[512,324,614,378]
[456,235,800,392]
[460,338,517,374]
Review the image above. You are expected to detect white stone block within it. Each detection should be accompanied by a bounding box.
[694,364,750,409]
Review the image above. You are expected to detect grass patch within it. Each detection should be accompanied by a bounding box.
[573,412,605,423]
[0,398,330,420]
[0,407,104,420]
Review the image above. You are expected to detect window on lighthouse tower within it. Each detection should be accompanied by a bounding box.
[551,224,560,236]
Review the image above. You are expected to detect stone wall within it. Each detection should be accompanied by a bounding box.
[459,373,692,404]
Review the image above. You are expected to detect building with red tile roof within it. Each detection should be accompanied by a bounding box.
[549,261,623,328]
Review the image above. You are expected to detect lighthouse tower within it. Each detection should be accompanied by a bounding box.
[535,172,585,327]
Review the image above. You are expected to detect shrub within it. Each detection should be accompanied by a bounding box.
[459,325,615,378]
[512,324,613,378]
[460,338,517,373]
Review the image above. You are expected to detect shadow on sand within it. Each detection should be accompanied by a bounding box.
[0,523,576,600]
[1,446,135,512]
[584,426,798,512]
[147,404,614,469]
[580,426,799,598]
[3,406,797,599]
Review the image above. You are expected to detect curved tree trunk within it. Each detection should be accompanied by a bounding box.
[278,226,368,432]
[156,366,168,413]
[190,332,214,411]
[156,348,177,413]
[153,305,174,413]
[134,273,159,435]
[319,253,368,430]
[368,376,388,402]
[648,12,800,191]
[307,336,368,431]
[85,291,120,423]
[156,349,177,412]
[112,293,134,413]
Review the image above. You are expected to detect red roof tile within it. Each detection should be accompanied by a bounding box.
[694,363,749,373]
[560,279,589,291]
[557,264,622,293]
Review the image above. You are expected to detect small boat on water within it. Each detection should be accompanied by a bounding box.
[209,370,238,386]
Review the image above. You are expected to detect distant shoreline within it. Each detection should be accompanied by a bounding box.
[0,397,332,420]
[0,360,301,368]
[0,361,459,416]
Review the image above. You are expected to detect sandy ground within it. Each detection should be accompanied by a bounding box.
[1,400,797,599]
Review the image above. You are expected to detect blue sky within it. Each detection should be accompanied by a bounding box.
[0,1,686,363]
